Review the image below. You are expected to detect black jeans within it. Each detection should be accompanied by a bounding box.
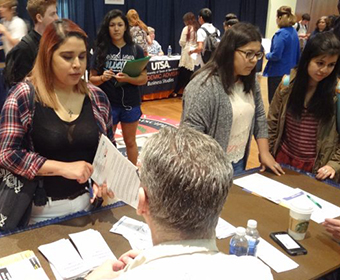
[267,76,283,104]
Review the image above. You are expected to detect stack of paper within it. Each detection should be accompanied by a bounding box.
[110,216,153,250]
[233,174,340,223]
[38,229,116,280]
[0,250,48,280]
[215,218,236,239]
[110,216,236,250]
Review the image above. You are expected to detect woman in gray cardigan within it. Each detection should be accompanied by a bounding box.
[181,22,284,176]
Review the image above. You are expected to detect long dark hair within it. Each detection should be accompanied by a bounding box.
[94,9,133,72]
[288,32,340,122]
[192,22,262,95]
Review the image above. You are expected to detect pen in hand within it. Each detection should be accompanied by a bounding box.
[307,194,322,209]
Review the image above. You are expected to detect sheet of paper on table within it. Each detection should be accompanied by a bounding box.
[69,229,116,268]
[216,217,236,239]
[110,216,235,250]
[38,239,90,279]
[233,173,298,203]
[110,216,153,250]
[0,250,49,280]
[282,188,340,223]
[257,237,299,273]
[39,229,115,280]
[91,134,140,209]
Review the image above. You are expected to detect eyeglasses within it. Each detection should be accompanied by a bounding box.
[236,49,264,60]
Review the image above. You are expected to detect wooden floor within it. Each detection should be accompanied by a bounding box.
[141,75,269,169]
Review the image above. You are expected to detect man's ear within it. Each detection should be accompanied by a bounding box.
[136,187,149,216]
[36,13,43,23]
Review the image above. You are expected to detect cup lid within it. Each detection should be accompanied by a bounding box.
[290,200,314,214]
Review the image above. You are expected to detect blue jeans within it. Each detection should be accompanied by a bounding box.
[232,157,246,176]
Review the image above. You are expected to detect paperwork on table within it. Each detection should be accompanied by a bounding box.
[110,216,236,250]
[257,238,299,273]
[92,134,140,208]
[233,173,340,223]
[38,229,115,280]
[0,250,48,280]
[110,216,297,273]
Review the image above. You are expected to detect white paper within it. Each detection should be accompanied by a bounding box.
[38,239,91,279]
[69,229,116,268]
[233,173,297,203]
[92,134,140,208]
[257,238,299,273]
[215,218,236,239]
[283,188,340,223]
[0,255,49,280]
[110,216,153,250]
[105,0,124,4]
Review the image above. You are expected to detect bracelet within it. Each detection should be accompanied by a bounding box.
[101,75,105,82]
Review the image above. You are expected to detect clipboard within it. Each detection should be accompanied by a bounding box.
[115,56,150,87]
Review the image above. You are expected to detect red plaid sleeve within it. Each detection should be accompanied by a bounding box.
[0,83,47,179]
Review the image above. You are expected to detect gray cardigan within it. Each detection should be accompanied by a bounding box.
[181,71,268,162]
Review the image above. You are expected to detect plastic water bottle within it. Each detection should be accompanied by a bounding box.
[246,219,260,256]
[167,45,172,57]
[229,227,248,256]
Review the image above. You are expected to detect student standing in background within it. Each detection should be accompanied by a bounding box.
[90,10,147,166]
[263,6,299,104]
[0,0,27,55]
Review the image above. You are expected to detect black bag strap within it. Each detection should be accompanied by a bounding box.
[25,82,36,152]
[201,26,211,36]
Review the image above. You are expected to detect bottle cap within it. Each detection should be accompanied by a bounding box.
[236,227,246,236]
[247,219,257,229]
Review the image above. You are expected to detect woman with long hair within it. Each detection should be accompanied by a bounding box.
[126,9,149,56]
[268,32,340,181]
[90,9,147,166]
[172,12,199,97]
[0,19,114,226]
[263,6,300,103]
[181,22,284,176]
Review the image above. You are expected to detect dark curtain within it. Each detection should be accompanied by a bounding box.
[17,0,269,53]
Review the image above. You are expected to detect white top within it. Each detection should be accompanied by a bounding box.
[227,82,255,163]
[2,16,27,55]
[294,21,308,36]
[116,239,273,280]
[196,23,220,66]
[179,25,198,71]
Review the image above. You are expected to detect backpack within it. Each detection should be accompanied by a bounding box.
[201,27,219,64]
[3,33,36,88]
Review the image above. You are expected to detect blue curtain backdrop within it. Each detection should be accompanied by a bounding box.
[17,0,269,54]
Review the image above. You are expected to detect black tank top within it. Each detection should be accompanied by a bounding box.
[32,96,99,199]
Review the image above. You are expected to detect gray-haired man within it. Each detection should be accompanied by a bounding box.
[86,126,273,280]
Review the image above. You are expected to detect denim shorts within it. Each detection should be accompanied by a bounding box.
[111,105,142,125]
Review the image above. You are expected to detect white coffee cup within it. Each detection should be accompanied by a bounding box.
[288,201,313,240]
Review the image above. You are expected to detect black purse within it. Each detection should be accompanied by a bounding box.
[0,83,46,231]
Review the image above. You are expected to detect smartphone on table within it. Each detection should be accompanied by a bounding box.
[270,231,307,256]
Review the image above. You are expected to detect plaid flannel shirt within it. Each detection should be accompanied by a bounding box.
[0,82,114,180]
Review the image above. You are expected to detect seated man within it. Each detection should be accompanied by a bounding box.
[85,126,273,280]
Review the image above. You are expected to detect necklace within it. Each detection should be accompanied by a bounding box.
[68,109,73,118]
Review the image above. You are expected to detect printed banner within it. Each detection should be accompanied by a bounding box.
[141,58,179,95]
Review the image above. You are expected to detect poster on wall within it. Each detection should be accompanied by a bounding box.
[105,0,124,4]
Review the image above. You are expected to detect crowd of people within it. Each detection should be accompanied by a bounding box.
[0,1,339,279]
